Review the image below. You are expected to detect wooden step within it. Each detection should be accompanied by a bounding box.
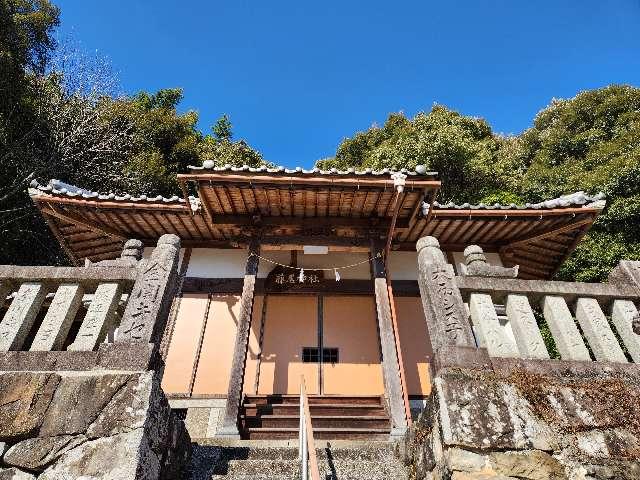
[242,414,391,429]
[243,403,387,417]
[245,427,391,440]
[243,394,384,406]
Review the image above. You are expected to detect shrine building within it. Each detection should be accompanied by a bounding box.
[29,164,605,440]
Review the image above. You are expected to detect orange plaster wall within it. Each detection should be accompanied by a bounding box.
[258,295,319,395]
[190,295,264,396]
[161,293,209,395]
[395,297,431,396]
[322,296,384,395]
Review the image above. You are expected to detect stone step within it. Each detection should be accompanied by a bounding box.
[191,443,397,462]
[244,394,384,406]
[242,414,391,429]
[245,427,391,440]
[223,459,407,479]
[243,403,387,417]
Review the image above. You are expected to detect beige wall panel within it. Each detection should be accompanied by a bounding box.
[162,293,209,395]
[388,251,419,280]
[322,296,384,395]
[395,296,431,396]
[258,295,319,395]
[192,295,245,395]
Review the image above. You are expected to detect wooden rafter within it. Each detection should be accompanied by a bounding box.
[41,204,127,241]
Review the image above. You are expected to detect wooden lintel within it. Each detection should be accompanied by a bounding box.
[205,214,409,229]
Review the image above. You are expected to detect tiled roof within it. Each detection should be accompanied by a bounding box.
[30,179,202,211]
[428,191,606,212]
[188,162,438,177]
[31,179,606,213]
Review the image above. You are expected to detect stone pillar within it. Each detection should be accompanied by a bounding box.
[371,240,407,438]
[31,283,84,351]
[542,296,590,361]
[469,293,519,358]
[505,294,550,359]
[67,283,122,351]
[611,300,640,363]
[116,234,181,348]
[575,298,627,363]
[217,239,260,439]
[416,236,475,351]
[0,282,47,351]
[608,260,640,335]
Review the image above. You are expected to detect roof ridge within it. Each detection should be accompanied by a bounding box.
[188,162,438,177]
[427,191,606,212]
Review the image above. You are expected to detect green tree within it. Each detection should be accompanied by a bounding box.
[212,114,232,141]
[511,85,640,281]
[317,107,517,203]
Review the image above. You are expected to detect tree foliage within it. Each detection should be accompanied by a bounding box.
[0,0,265,265]
[318,86,640,281]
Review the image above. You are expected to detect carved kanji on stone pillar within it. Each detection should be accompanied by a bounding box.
[416,236,475,351]
[116,234,181,348]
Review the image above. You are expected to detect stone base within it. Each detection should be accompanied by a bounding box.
[401,365,640,480]
[0,370,190,479]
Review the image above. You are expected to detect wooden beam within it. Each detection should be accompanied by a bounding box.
[206,213,409,229]
[506,217,594,248]
[218,238,260,438]
[370,239,408,438]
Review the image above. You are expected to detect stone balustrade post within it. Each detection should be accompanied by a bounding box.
[116,234,181,350]
[608,260,640,335]
[416,236,476,353]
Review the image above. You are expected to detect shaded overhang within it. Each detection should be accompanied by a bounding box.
[29,170,605,280]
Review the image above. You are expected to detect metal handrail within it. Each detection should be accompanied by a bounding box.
[299,375,321,480]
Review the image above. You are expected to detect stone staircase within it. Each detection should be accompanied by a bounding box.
[187,440,409,480]
[241,394,391,440]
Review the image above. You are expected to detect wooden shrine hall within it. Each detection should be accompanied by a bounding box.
[29,164,606,440]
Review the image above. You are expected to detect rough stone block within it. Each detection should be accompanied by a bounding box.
[0,372,60,441]
[0,467,36,479]
[489,450,565,480]
[39,374,131,436]
[3,434,86,471]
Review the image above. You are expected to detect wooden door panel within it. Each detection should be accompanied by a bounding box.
[258,295,319,395]
[322,296,384,395]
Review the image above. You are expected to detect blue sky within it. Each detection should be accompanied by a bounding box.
[56,1,640,168]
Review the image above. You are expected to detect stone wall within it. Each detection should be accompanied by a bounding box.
[400,360,640,480]
[0,367,190,479]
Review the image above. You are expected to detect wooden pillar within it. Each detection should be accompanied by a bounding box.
[371,240,408,438]
[217,238,260,438]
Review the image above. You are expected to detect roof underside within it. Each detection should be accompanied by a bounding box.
[30,170,604,280]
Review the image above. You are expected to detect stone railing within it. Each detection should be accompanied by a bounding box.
[0,233,180,359]
[406,236,640,480]
[0,234,190,479]
[416,236,640,368]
